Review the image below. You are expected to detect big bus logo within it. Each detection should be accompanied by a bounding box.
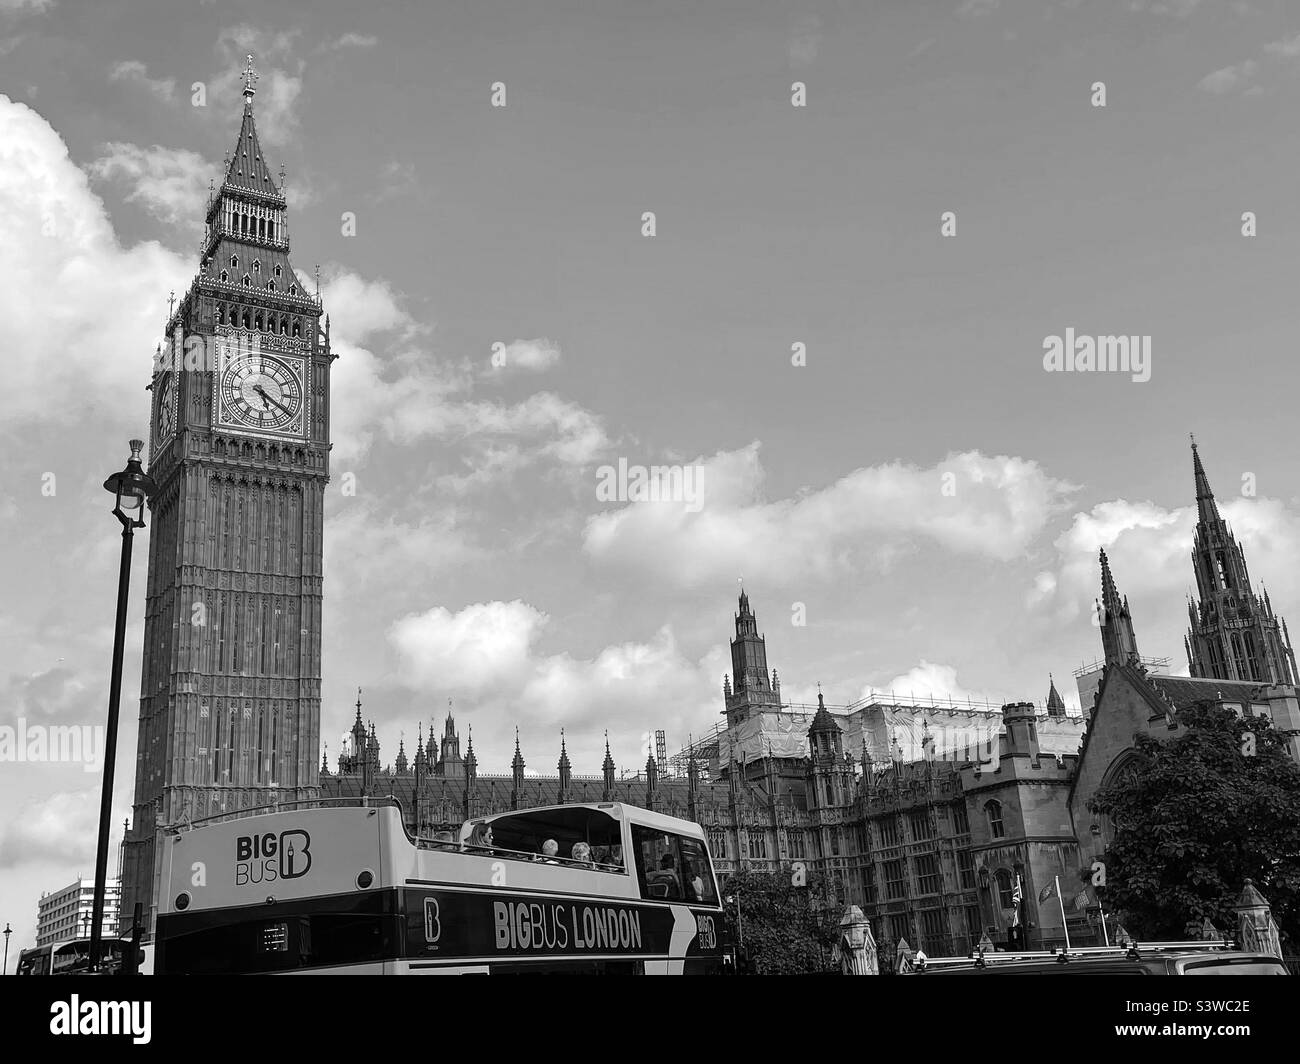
[235,829,312,885]
[696,914,716,950]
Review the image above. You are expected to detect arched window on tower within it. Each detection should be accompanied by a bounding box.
[258,218,265,240]
[252,260,260,275]
[1231,633,1248,678]
[243,275,251,287]
[267,280,275,291]
[230,255,238,270]
[994,868,1015,910]
[216,304,225,325]
[292,318,301,338]
[220,270,228,283]
[254,312,263,331]
[242,308,251,329]
[274,265,282,278]
[289,284,297,296]
[985,799,1005,839]
[1244,630,1261,680]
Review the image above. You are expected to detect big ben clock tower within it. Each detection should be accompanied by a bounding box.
[122,57,333,933]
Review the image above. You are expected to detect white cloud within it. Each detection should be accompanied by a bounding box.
[1264,33,1300,58]
[389,603,723,769]
[326,33,378,50]
[87,142,211,225]
[0,95,191,426]
[109,60,175,103]
[1198,59,1257,94]
[582,444,1076,589]
[0,788,99,869]
[303,267,607,468]
[366,160,419,204]
[866,660,1001,706]
[390,600,549,692]
[493,338,561,373]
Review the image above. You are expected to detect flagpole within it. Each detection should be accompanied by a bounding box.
[1096,890,1110,946]
[1055,876,1070,951]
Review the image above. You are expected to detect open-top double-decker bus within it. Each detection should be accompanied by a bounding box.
[154,798,724,974]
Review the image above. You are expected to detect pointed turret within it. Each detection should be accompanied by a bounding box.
[602,732,616,800]
[1098,549,1141,667]
[394,735,408,775]
[557,730,572,802]
[1191,435,1221,527]
[1186,439,1297,684]
[725,589,781,726]
[808,688,842,762]
[1046,675,1066,718]
[510,728,525,810]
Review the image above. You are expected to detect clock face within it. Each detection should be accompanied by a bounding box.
[217,353,306,436]
[156,372,176,441]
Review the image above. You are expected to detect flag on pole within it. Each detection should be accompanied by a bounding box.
[1011,875,1023,926]
[1039,881,1056,903]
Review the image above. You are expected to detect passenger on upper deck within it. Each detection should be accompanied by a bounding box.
[541,839,560,864]
[571,841,594,866]
[466,822,495,854]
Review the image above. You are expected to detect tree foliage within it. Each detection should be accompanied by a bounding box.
[1088,701,1300,946]
[720,868,841,974]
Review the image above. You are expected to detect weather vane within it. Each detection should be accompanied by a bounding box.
[241,54,258,98]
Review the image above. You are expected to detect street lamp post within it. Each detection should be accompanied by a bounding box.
[3,923,11,975]
[91,440,155,972]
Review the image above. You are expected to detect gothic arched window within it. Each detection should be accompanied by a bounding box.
[995,868,1015,910]
[267,280,275,291]
[292,319,301,338]
[220,270,228,283]
[288,284,297,296]
[985,800,1005,839]
[243,275,251,287]
[252,260,261,274]
[230,255,238,269]
[1231,633,1248,678]
[274,265,282,278]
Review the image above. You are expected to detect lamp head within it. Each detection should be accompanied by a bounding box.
[103,439,156,527]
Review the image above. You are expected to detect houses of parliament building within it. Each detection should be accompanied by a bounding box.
[321,443,1300,956]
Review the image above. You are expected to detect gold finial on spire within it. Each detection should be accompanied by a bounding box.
[241,54,258,100]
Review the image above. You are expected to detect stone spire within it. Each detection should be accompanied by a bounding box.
[602,732,616,800]
[1186,439,1298,684]
[1046,674,1066,718]
[557,730,572,802]
[1098,549,1141,667]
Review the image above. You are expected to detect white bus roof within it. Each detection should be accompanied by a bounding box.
[471,802,705,837]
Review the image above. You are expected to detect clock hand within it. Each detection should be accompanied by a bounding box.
[254,385,294,417]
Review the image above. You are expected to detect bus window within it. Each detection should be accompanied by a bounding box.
[633,826,692,901]
[677,837,717,905]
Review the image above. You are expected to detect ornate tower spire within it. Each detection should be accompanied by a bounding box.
[1098,549,1141,667]
[557,730,572,802]
[510,727,525,810]
[1185,439,1297,684]
[1191,434,1220,527]
[724,589,781,727]
[241,54,258,105]
[1046,674,1066,718]
[602,732,616,800]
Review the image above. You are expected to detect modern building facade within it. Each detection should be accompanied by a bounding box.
[36,878,120,948]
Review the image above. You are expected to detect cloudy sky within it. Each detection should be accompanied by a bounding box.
[3,0,1300,953]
